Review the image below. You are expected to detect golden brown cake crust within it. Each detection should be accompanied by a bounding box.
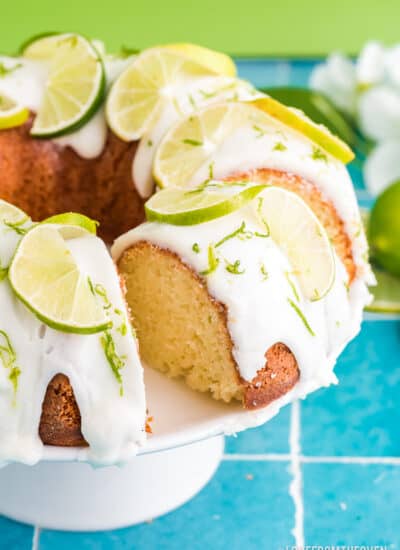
[0,115,146,242]
[39,374,87,447]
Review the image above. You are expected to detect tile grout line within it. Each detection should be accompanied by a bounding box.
[289,400,304,548]
[222,453,400,465]
[32,526,41,550]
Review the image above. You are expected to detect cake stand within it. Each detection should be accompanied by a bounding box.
[0,366,294,531]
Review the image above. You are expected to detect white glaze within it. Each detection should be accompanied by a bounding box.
[113,204,371,395]
[0,218,146,466]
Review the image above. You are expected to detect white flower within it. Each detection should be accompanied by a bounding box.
[310,52,357,115]
[356,41,386,88]
[358,84,400,141]
[364,140,400,196]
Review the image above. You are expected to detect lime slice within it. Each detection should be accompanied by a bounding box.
[250,97,354,164]
[43,212,98,234]
[9,224,111,334]
[257,186,335,301]
[26,33,106,138]
[145,183,266,225]
[20,32,61,57]
[162,43,236,77]
[154,102,268,188]
[106,48,214,141]
[0,200,29,226]
[365,267,400,313]
[0,93,29,130]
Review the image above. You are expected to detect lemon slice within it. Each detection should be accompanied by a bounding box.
[0,93,29,130]
[257,187,335,301]
[43,212,98,234]
[365,267,400,313]
[26,33,106,138]
[106,48,215,141]
[154,102,270,188]
[145,183,266,225]
[162,43,236,77]
[9,224,111,334]
[250,97,355,164]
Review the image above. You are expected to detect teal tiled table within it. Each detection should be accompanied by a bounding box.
[1,59,398,550]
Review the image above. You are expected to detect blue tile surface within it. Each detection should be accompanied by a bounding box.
[0,516,33,550]
[302,321,400,457]
[39,461,295,550]
[0,58,398,550]
[225,403,291,455]
[303,463,400,548]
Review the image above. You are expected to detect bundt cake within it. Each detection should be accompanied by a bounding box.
[113,100,373,409]
[0,32,373,463]
[0,200,146,465]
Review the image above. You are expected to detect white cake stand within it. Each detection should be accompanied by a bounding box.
[0,367,294,531]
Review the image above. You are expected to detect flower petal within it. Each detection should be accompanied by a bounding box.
[356,41,385,87]
[310,53,356,115]
[385,45,400,89]
[358,85,400,141]
[364,139,400,196]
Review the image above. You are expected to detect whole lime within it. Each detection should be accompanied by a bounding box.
[368,180,400,276]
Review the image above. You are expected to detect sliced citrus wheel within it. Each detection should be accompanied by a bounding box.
[20,32,62,58]
[0,93,29,130]
[26,33,106,137]
[162,43,236,77]
[154,102,271,188]
[0,200,29,226]
[365,267,400,313]
[43,212,98,234]
[106,48,215,141]
[256,186,335,301]
[9,224,111,334]
[145,183,266,225]
[250,97,355,164]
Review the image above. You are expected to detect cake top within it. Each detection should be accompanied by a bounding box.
[0,201,146,466]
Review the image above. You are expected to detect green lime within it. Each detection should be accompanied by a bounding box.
[368,180,400,277]
[43,212,98,234]
[365,267,400,313]
[9,224,111,334]
[145,183,267,225]
[25,33,106,138]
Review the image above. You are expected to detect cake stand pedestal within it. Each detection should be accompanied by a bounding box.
[0,435,224,531]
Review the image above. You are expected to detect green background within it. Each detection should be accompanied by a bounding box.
[0,0,399,56]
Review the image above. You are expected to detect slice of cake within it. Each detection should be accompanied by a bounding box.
[0,201,146,465]
[113,100,373,410]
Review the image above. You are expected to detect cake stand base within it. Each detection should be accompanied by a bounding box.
[0,436,224,531]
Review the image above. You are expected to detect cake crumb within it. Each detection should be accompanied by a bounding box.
[245,473,254,480]
[339,502,347,511]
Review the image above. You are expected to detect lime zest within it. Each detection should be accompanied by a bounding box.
[192,243,201,253]
[286,272,300,302]
[311,146,328,163]
[260,264,269,281]
[200,245,219,276]
[4,215,30,235]
[0,330,21,397]
[287,298,315,336]
[273,141,287,151]
[225,258,245,275]
[0,264,8,281]
[100,330,125,396]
